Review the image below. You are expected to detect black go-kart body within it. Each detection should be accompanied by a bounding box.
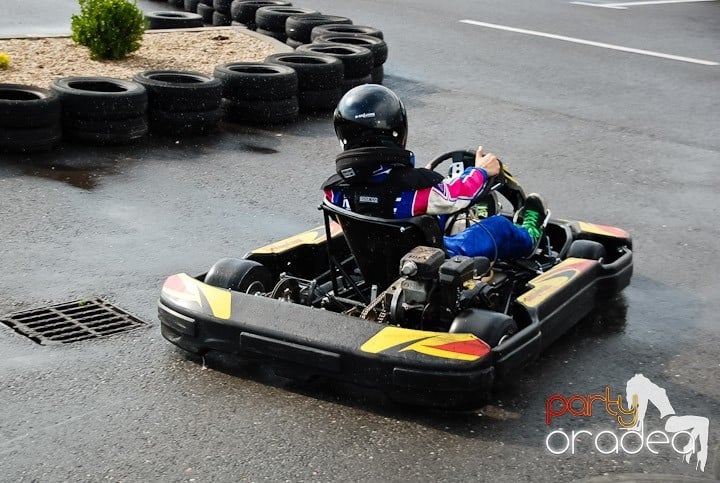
[158,151,633,408]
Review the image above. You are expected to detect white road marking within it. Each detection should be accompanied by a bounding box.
[459,19,719,66]
[571,2,626,8]
[572,0,717,8]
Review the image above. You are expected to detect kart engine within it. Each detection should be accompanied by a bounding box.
[361,246,485,330]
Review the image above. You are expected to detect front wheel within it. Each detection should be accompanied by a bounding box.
[204,258,272,294]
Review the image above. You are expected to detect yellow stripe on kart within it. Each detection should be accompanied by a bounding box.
[517,258,595,308]
[252,222,343,255]
[577,221,629,239]
[361,327,490,361]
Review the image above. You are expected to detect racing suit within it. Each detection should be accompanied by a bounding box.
[323,160,533,261]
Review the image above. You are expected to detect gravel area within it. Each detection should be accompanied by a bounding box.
[0,27,279,88]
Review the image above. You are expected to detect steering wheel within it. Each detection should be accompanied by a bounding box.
[427,148,526,214]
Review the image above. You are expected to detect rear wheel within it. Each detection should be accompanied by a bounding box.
[449,309,518,347]
[204,258,272,293]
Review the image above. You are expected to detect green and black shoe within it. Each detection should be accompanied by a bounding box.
[517,193,550,256]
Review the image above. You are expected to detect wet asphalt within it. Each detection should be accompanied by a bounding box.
[1,0,719,482]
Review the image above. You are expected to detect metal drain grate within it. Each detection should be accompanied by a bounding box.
[0,298,148,345]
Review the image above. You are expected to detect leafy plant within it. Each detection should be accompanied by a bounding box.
[71,0,147,60]
[0,52,10,69]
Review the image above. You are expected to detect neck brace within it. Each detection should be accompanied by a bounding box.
[335,147,414,183]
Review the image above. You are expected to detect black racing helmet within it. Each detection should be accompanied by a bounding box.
[333,84,408,150]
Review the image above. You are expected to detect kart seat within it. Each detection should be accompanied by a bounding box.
[321,199,444,292]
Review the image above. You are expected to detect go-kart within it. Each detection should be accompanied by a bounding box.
[158,149,633,408]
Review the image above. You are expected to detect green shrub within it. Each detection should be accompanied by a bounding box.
[0,52,10,69]
[71,0,147,60]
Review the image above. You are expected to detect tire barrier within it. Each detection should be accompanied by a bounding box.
[50,77,148,145]
[285,15,352,46]
[214,62,299,124]
[184,0,201,13]
[213,0,233,15]
[296,43,372,93]
[230,0,292,30]
[145,11,204,29]
[133,70,222,136]
[197,3,215,24]
[255,6,319,42]
[0,84,62,153]
[265,52,343,112]
[311,33,388,84]
[213,10,231,25]
[310,24,384,41]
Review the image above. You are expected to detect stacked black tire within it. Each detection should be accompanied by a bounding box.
[265,52,343,113]
[50,77,148,145]
[229,0,291,29]
[215,62,299,124]
[310,28,387,84]
[254,6,319,42]
[133,71,223,136]
[296,43,373,93]
[213,0,232,25]
[0,84,62,153]
[145,11,203,29]
[196,0,215,24]
[284,14,352,48]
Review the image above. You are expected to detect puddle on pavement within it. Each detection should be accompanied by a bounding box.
[236,144,279,155]
[22,163,120,190]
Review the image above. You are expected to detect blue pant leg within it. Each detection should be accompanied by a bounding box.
[444,215,532,260]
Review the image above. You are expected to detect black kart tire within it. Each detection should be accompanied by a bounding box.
[204,258,273,293]
[567,240,607,260]
[145,11,204,29]
[310,24,383,41]
[0,84,61,129]
[449,309,518,347]
[197,3,214,23]
[184,0,201,12]
[214,62,297,101]
[230,0,291,24]
[255,6,319,33]
[149,108,222,135]
[296,43,372,79]
[0,125,62,153]
[285,14,351,44]
[221,97,298,124]
[213,0,233,14]
[63,116,148,145]
[265,52,343,91]
[256,28,287,42]
[133,70,222,112]
[312,34,388,66]
[213,10,231,25]
[297,87,342,112]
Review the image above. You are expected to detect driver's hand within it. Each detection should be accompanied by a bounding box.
[475,146,500,176]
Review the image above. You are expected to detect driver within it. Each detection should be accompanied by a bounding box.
[322,84,549,261]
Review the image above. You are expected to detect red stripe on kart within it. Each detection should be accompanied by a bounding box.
[428,339,490,357]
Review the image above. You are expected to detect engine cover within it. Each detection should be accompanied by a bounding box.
[399,246,445,280]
